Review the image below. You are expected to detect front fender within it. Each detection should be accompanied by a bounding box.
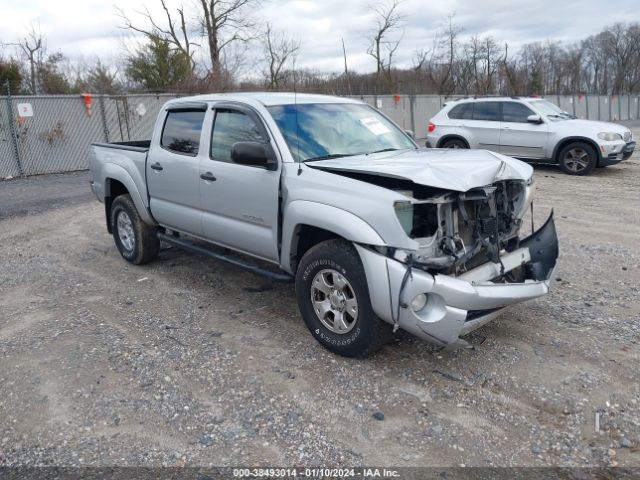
[102,163,156,226]
[281,200,386,274]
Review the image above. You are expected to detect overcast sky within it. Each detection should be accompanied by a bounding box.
[1,0,639,74]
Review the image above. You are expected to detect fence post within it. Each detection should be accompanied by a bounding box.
[585,95,589,120]
[3,80,24,177]
[98,95,110,142]
[409,95,416,135]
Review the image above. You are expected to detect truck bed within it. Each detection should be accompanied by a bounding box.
[88,140,151,213]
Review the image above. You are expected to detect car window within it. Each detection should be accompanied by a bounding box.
[472,102,499,121]
[211,109,267,163]
[448,103,473,120]
[267,103,415,163]
[502,102,535,123]
[161,110,206,155]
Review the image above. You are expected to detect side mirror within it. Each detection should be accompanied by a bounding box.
[230,141,277,170]
[404,129,415,139]
[527,114,543,124]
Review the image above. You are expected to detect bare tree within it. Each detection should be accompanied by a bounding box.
[117,0,196,69]
[19,24,44,94]
[117,0,260,81]
[263,23,300,90]
[198,0,261,78]
[427,13,461,94]
[366,0,405,89]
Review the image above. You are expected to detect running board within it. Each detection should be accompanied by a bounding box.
[157,232,294,283]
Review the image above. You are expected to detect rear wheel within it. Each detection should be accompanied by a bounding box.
[295,239,391,357]
[110,194,159,265]
[440,138,468,149]
[558,142,598,175]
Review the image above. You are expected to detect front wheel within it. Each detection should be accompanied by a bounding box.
[110,194,160,265]
[295,240,391,357]
[558,142,598,175]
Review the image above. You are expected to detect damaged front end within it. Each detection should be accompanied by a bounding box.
[355,179,559,347]
[392,179,535,275]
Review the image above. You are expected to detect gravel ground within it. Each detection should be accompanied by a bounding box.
[0,137,639,469]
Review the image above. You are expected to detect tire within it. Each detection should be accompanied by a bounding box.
[110,194,159,265]
[295,239,391,358]
[558,141,598,175]
[440,138,468,149]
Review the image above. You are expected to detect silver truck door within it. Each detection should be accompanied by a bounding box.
[464,101,500,150]
[499,101,549,159]
[200,104,281,262]
[147,106,207,235]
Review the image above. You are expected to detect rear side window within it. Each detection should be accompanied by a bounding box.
[161,110,206,155]
[502,102,534,123]
[472,102,499,121]
[448,103,473,120]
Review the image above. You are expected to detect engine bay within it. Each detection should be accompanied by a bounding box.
[395,180,531,275]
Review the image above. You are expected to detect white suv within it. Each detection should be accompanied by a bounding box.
[425,97,635,175]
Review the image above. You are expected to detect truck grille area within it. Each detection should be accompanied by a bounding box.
[408,180,529,274]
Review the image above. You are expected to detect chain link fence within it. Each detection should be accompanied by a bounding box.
[1,92,639,179]
[0,93,181,179]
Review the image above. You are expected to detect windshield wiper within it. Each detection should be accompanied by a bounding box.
[547,113,573,119]
[366,148,400,155]
[303,153,355,163]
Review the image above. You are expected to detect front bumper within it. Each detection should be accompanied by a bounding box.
[356,213,559,347]
[600,141,635,165]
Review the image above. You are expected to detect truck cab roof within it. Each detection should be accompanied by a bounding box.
[165,92,363,108]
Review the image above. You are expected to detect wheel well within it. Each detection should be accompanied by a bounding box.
[290,225,343,273]
[105,179,129,233]
[553,137,602,164]
[437,135,469,148]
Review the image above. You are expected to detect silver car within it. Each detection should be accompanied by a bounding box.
[88,93,559,357]
[425,97,635,175]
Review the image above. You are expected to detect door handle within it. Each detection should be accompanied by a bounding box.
[200,172,217,182]
[150,162,163,171]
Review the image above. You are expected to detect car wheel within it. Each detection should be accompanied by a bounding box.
[558,142,598,175]
[295,239,391,357]
[440,138,468,149]
[111,194,160,265]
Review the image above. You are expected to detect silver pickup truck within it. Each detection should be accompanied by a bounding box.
[88,93,559,357]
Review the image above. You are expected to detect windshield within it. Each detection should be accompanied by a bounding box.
[528,100,573,120]
[267,103,416,162]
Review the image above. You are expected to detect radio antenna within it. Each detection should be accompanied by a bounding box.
[293,58,302,175]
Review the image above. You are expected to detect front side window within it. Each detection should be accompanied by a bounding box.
[528,100,572,120]
[161,110,206,155]
[267,103,416,163]
[502,102,535,123]
[211,110,266,163]
[472,102,499,121]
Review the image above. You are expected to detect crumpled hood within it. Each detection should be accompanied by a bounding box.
[308,148,533,192]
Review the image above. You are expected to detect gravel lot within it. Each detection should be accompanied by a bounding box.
[1,136,639,469]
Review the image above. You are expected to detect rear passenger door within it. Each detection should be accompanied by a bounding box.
[499,101,548,159]
[465,101,501,150]
[147,104,207,235]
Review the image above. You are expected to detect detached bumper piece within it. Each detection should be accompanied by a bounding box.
[356,212,559,347]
